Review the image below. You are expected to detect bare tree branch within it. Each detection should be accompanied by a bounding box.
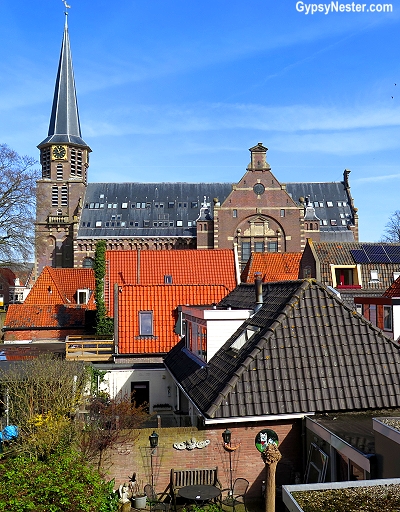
[381,210,400,243]
[0,144,39,264]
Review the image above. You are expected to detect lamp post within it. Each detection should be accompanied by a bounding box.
[149,431,159,488]
[222,428,233,492]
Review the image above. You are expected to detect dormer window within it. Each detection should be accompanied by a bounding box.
[77,289,90,304]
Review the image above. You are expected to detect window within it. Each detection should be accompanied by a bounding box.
[56,164,63,180]
[242,242,251,263]
[95,203,99,209]
[233,209,237,218]
[191,201,198,208]
[321,219,328,226]
[383,305,393,330]
[341,220,346,225]
[141,202,146,209]
[95,221,102,227]
[230,325,260,352]
[139,311,153,336]
[280,209,285,217]
[370,270,379,282]
[82,258,94,268]
[356,304,362,315]
[108,204,112,209]
[164,275,173,284]
[255,242,264,252]
[327,201,333,207]
[113,203,117,209]
[177,220,183,227]
[330,219,337,226]
[168,201,175,208]
[52,186,59,206]
[337,201,342,207]
[77,289,89,304]
[136,202,141,209]
[122,202,128,209]
[304,266,312,278]
[267,241,278,252]
[314,202,319,208]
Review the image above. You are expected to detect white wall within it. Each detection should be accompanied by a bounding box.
[100,367,177,412]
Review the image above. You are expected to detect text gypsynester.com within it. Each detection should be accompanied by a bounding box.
[296,1,393,14]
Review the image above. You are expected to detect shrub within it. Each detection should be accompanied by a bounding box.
[0,450,118,512]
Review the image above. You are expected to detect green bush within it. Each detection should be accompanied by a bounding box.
[0,450,118,512]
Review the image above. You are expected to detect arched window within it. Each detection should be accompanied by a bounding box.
[82,257,94,268]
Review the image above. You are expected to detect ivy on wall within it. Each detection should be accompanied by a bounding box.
[94,240,114,336]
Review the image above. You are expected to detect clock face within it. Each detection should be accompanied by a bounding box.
[52,145,67,160]
[253,183,265,195]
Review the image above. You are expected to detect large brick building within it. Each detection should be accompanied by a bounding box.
[35,15,359,277]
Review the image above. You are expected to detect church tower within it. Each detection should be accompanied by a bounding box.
[35,13,91,276]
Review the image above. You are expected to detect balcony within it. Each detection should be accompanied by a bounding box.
[65,336,114,362]
[48,215,70,224]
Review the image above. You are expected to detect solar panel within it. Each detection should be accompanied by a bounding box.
[384,246,400,264]
[350,249,370,263]
[362,244,391,263]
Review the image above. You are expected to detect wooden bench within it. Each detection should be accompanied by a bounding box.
[169,467,220,509]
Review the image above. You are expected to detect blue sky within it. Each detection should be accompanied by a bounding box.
[1,0,399,242]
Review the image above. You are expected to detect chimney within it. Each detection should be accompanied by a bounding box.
[254,272,263,312]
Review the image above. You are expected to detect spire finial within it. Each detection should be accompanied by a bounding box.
[62,0,71,15]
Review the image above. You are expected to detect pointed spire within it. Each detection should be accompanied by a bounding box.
[38,13,88,148]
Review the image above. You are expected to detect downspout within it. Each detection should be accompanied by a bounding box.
[137,249,141,284]
[233,244,241,285]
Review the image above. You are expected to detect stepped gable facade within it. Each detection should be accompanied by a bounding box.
[34,15,359,277]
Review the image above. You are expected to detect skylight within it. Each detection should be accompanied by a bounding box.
[229,325,260,352]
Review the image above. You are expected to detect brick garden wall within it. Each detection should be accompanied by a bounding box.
[104,419,303,498]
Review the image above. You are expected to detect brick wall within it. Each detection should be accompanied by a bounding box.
[104,420,302,498]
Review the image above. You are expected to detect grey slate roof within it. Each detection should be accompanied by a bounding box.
[165,279,400,420]
[38,16,88,149]
[285,181,354,234]
[78,182,232,239]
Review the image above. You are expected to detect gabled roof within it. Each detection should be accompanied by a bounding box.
[241,252,302,283]
[25,267,95,308]
[106,249,237,313]
[118,284,230,354]
[305,240,400,292]
[4,304,87,329]
[165,279,400,420]
[383,276,400,298]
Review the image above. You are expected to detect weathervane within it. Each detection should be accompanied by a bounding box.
[61,0,71,13]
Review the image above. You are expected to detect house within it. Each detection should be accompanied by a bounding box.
[2,267,96,342]
[353,275,400,341]
[0,264,34,309]
[35,15,358,277]
[104,248,238,315]
[299,239,400,308]
[241,252,302,283]
[161,277,400,494]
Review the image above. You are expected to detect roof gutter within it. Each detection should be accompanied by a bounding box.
[203,412,315,425]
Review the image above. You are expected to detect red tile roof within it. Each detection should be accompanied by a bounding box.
[118,284,230,354]
[25,267,96,309]
[383,276,400,298]
[241,252,302,283]
[106,250,237,314]
[4,304,87,329]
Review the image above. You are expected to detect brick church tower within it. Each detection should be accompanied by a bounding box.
[35,13,91,277]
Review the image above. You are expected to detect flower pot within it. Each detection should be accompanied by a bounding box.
[133,495,147,509]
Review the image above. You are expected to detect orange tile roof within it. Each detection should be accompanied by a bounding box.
[106,249,237,314]
[241,252,302,283]
[118,284,230,354]
[25,267,96,309]
[4,304,87,329]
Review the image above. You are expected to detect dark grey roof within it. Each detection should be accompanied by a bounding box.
[38,16,88,149]
[285,181,354,232]
[78,182,232,239]
[165,280,400,420]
